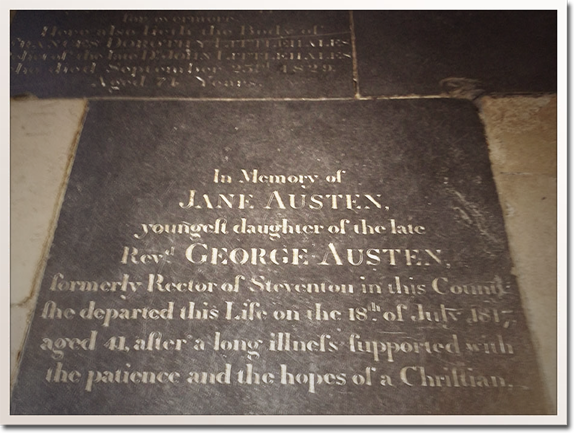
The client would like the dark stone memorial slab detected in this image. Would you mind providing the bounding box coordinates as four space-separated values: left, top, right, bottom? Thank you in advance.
11 99 549 415
354 11 557 97
10 11 353 98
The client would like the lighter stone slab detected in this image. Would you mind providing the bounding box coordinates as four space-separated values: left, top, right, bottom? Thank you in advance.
480 95 557 412
10 99 86 386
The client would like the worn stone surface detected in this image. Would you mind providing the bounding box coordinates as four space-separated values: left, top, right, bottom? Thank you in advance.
354 11 557 97
10 11 353 98
11 99 549 415
494 175 556 409
480 96 557 175
480 95 557 412
10 99 87 386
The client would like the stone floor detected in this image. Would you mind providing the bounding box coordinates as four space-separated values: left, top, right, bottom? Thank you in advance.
9 8 561 418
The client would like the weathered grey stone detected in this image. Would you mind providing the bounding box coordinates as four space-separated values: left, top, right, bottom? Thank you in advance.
11 99 549 415
354 11 557 97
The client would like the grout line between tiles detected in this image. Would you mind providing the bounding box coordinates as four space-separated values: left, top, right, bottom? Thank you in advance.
497 171 557 178
349 11 360 98
85 95 451 102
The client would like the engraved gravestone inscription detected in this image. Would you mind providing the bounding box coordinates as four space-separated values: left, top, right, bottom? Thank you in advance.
354 10 557 97
11 99 549 415
10 11 353 98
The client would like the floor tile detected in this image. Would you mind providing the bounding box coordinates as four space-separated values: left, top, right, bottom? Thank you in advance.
354 11 556 97
12 99 549 415
480 96 557 175
480 95 558 412
10 99 86 382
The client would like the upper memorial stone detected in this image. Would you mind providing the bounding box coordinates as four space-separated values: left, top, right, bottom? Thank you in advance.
10 10 354 98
